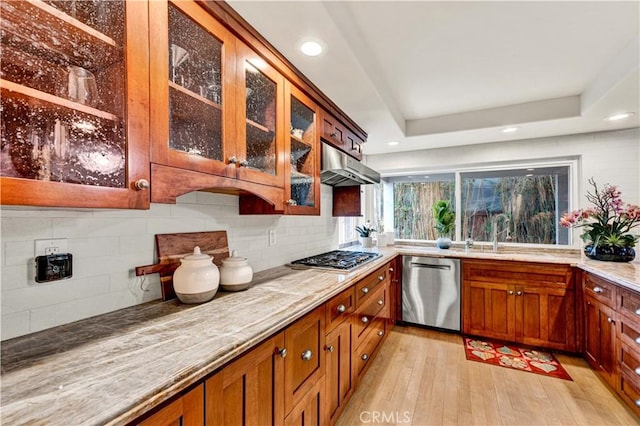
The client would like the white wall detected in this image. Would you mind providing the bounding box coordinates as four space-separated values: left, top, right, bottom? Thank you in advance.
368 128 640 207
0 186 338 340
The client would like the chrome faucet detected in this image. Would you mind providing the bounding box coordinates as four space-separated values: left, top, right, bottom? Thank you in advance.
492 214 511 252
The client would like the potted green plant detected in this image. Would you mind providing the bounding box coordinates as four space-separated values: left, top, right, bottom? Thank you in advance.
355 222 377 248
432 200 455 249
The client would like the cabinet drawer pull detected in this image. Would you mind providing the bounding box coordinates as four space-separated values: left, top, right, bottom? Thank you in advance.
362 287 369 294
336 304 346 313
508 290 514 295
301 349 313 361
636 399 640 408
277 347 287 358
327 345 335 353
592 286 604 294
286 199 297 206
378 275 385 281
229 156 238 164
635 367 640 376
635 308 640 316
607 317 615 324
361 353 369 361
330 132 337 138
516 291 523 296
378 330 384 337
389 267 394 272
635 337 640 345
361 316 369 324
239 160 249 167
377 299 384 306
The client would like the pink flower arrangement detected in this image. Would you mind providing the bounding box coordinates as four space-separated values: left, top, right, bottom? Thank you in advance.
560 178 640 249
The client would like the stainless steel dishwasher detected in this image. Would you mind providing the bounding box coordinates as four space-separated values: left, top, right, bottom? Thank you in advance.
402 256 461 331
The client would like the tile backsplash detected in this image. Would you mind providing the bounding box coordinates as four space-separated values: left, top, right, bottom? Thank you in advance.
1 187 339 340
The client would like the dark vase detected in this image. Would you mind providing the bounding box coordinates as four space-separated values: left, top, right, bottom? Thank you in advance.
584 245 636 262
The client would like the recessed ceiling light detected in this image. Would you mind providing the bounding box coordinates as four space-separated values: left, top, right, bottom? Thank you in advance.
387 141 399 146
300 40 323 57
605 112 635 121
502 127 519 133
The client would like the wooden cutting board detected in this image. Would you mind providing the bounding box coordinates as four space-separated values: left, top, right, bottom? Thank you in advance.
135 231 229 301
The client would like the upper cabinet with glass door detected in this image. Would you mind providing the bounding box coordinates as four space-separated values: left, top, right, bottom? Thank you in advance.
285 82 319 215
0 0 150 208
149 0 234 178
234 43 284 189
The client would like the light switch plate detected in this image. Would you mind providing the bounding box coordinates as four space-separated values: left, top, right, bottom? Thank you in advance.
35 239 68 256
268 229 276 246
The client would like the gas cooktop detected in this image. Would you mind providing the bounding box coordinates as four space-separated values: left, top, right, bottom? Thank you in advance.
289 250 381 271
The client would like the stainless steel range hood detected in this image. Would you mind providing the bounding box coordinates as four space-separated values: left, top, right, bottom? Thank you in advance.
321 143 380 186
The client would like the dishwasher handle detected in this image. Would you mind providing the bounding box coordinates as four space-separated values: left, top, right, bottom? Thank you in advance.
409 262 451 270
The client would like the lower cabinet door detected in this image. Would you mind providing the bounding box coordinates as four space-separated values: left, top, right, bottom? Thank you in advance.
138 384 204 426
325 319 354 424
205 333 285 426
284 375 325 426
462 280 515 342
516 286 576 351
584 296 617 386
284 306 325 414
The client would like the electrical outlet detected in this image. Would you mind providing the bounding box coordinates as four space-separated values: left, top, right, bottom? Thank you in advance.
35 239 68 257
268 229 276 246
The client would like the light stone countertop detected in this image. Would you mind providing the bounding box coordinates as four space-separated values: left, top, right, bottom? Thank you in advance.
1 246 639 425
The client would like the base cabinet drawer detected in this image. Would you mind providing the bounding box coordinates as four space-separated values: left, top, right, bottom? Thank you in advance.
326 287 355 333
353 285 388 347
354 317 387 382
619 372 640 417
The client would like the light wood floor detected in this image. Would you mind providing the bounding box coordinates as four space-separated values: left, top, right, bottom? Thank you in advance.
337 325 640 426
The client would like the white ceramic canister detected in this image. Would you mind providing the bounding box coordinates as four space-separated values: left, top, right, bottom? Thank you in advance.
173 246 219 304
219 250 253 291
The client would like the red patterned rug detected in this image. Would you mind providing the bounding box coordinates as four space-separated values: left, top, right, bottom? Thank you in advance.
464 337 572 381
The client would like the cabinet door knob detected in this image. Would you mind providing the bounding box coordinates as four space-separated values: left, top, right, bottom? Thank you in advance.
635 337 640 345
301 349 313 361
362 287 369 294
327 345 335 353
516 291 523 296
635 367 640 376
361 353 369 361
389 267 394 272
286 199 297 206
607 317 615 324
336 304 346 313
378 330 384 337
134 179 149 190
277 347 287 358
228 156 238 164
593 286 604 294
377 299 384 306
508 290 514 295
330 132 337 138
635 308 640 316
635 399 640 408
361 316 369 324
378 275 385 281
239 160 249 167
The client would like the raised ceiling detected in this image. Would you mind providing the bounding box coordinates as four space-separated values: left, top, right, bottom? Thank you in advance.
227 1 640 155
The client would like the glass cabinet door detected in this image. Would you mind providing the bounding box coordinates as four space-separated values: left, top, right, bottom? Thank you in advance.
236 45 284 188
149 0 233 177
285 83 320 215
0 0 149 208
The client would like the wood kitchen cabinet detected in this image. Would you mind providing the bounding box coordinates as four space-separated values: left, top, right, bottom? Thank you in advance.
136 384 204 426
462 260 576 352
204 333 285 425
325 288 355 425
583 273 618 386
332 186 363 217
148 0 286 208
240 81 321 215
0 0 150 209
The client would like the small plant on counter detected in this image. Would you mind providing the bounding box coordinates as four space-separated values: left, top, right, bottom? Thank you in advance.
355 222 377 237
